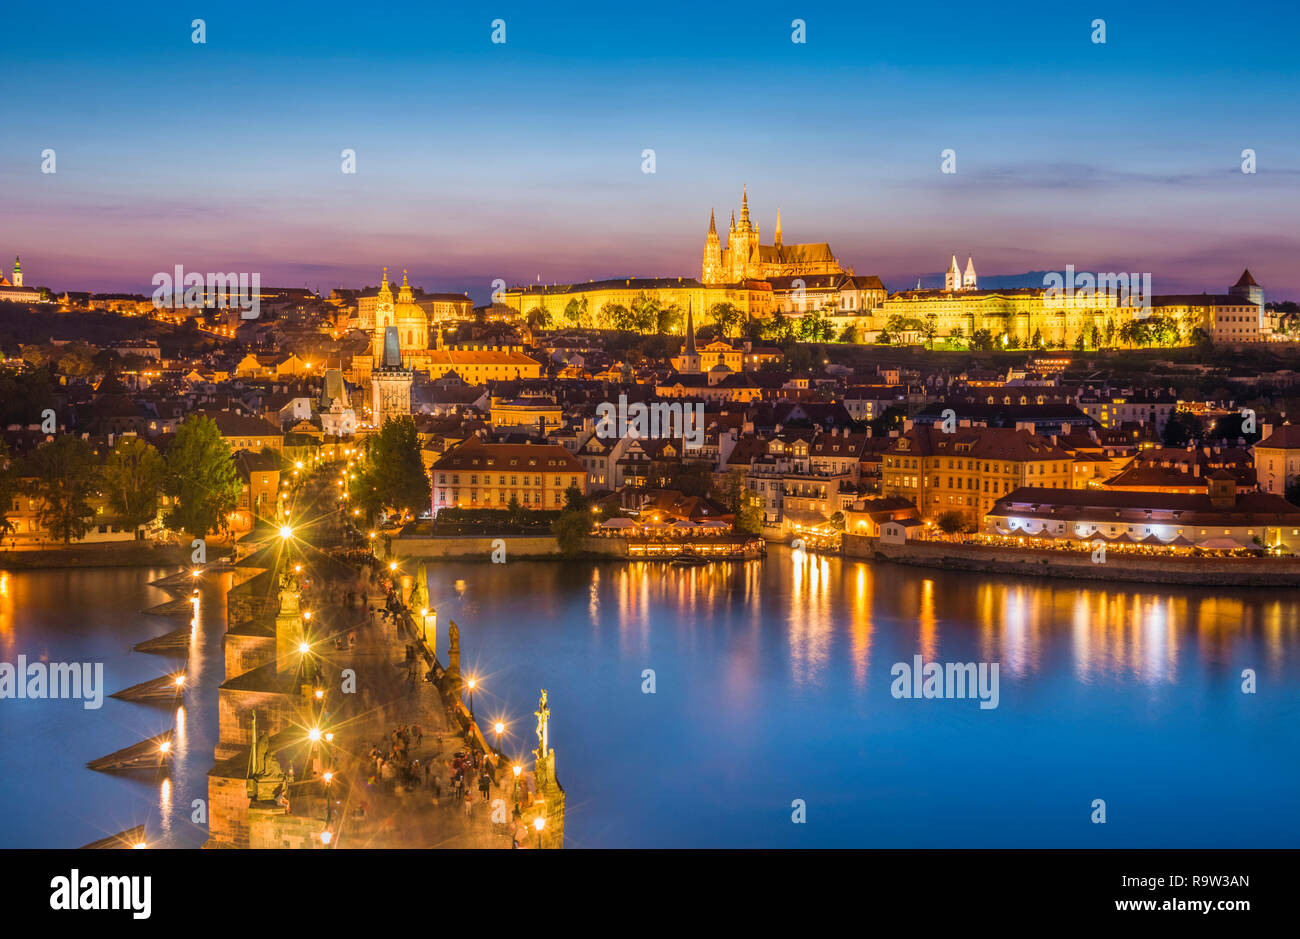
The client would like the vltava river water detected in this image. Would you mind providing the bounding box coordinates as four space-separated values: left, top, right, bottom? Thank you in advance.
1 551 1297 847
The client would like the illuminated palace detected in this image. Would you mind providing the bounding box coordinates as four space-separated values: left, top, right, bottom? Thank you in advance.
499 190 881 323
867 255 1141 347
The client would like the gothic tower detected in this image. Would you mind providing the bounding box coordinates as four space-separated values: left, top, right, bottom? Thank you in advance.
963 257 977 290
701 209 724 284
730 186 760 282
370 325 413 426
774 209 783 249
12 256 22 288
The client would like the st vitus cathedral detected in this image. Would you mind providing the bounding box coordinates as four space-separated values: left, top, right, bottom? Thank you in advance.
701 187 843 285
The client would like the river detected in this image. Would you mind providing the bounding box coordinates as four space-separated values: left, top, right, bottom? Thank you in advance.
1 550 1296 847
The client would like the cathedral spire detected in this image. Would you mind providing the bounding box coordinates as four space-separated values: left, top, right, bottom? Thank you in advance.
774 209 782 248
684 303 697 355
708 208 717 236
740 185 751 229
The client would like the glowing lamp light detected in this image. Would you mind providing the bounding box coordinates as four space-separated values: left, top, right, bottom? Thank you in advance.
298 642 310 654
466 677 476 691
309 728 322 742
159 741 171 754
279 525 294 539
320 831 332 845
324 732 334 743
132 842 147 849
513 765 521 778
533 817 545 832
191 568 201 577
323 771 334 784
174 675 185 687
493 722 504 735
303 611 312 621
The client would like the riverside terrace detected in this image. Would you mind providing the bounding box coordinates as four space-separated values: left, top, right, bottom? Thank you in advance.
205 464 565 848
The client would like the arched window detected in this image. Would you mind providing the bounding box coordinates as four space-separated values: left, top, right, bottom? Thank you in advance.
407 330 413 345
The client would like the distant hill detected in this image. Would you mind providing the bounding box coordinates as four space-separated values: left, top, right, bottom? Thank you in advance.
0 303 224 357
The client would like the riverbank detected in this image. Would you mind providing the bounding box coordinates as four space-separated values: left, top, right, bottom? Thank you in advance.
0 542 192 570
844 534 1300 587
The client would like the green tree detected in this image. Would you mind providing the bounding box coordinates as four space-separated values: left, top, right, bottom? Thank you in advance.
599 303 632 331
734 495 763 534
562 297 588 327
708 302 744 337
102 436 166 532
563 485 589 512
799 308 835 342
922 312 939 350
550 509 591 555
355 416 430 520
525 306 552 330
22 435 100 544
630 292 660 333
163 414 242 538
969 328 995 351
657 302 685 335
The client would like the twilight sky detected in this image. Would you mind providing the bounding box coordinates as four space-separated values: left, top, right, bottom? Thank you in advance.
3 0 1298 302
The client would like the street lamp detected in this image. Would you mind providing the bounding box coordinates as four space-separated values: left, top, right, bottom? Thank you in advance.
493 721 504 753
533 815 545 849
466 677 477 720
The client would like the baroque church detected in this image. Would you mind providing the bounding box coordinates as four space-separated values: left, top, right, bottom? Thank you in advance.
701 188 843 285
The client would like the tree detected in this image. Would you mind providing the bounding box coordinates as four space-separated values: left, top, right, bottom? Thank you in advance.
102 436 166 532
562 297 588 327
0 441 19 539
1285 478 1300 508
657 302 685 335
708 302 744 337
969 328 995 351
1162 408 1198 447
599 303 632 331
22 435 99 544
550 509 591 555
936 510 965 536
630 292 660 333
163 414 242 538
922 312 939 350
525 306 552 330
563 485 589 512
799 308 835 342
734 495 763 534
354 416 430 520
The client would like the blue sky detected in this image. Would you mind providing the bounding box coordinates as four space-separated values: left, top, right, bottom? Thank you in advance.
2 0 1298 301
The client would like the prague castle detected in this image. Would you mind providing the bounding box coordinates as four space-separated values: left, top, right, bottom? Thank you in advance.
499 189 873 325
